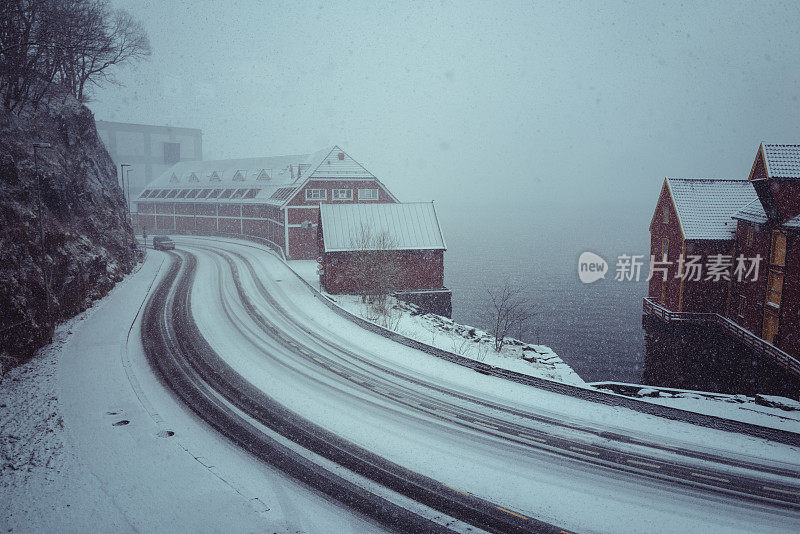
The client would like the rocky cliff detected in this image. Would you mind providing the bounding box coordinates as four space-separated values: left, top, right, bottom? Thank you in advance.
0 98 135 368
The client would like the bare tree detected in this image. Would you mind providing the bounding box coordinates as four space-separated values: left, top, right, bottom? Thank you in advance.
487 280 534 352
344 223 403 324
0 0 150 112
346 223 400 297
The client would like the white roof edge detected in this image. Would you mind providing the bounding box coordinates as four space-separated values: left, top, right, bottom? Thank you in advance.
430 200 447 250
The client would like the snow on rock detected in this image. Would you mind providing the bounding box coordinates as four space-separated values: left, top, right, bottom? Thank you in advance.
593 382 800 432
0 96 135 366
755 395 800 412
328 293 586 387
287 260 585 386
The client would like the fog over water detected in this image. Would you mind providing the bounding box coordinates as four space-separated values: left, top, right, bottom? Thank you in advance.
92 1 800 381
437 200 651 382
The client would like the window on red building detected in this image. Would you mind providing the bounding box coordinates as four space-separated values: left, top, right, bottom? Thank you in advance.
770 231 786 267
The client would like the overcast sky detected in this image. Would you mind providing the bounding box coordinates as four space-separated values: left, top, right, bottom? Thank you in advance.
93 0 800 210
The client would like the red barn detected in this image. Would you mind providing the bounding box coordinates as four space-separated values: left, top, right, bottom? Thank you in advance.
133 146 398 259
319 202 451 316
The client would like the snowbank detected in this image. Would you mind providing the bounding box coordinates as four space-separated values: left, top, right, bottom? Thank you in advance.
287 260 585 386
289 259 800 433
592 382 800 433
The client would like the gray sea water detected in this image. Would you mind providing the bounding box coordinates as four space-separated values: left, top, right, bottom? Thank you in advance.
437 200 651 383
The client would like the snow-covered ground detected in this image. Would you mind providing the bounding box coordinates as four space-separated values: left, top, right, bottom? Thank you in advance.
5 238 798 533
180 239 799 533
592 382 800 432
0 251 382 533
288 259 800 432
289 260 585 386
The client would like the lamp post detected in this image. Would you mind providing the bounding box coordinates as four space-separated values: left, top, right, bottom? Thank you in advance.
124 167 133 225
32 142 53 339
120 163 130 221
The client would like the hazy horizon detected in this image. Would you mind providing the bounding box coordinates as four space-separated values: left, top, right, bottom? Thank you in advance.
91 0 800 212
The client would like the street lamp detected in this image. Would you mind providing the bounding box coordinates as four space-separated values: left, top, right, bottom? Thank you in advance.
124 167 133 225
120 163 131 221
32 142 53 339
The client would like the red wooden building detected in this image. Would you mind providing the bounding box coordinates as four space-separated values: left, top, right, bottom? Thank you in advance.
646 143 800 376
318 202 451 316
133 146 398 259
647 177 755 312
726 144 800 359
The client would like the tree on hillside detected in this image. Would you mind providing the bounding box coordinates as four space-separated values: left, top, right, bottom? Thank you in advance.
0 0 150 112
487 280 535 352
345 223 402 322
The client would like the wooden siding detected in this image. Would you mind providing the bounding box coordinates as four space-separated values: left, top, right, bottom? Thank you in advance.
679 239 735 313
288 226 318 260
647 184 684 310
769 180 800 223
286 179 396 207
726 221 800 361
322 250 444 293
781 234 800 359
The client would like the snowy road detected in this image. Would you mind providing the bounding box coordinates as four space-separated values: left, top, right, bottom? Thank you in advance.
21 250 385 533
144 236 800 533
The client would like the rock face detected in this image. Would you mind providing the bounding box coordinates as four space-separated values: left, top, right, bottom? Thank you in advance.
0 98 135 365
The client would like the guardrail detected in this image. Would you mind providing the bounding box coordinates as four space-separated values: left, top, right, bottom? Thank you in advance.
643 297 800 379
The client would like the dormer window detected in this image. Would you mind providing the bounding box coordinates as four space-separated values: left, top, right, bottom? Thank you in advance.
332 189 353 200
255 169 271 181
209 171 221 182
232 170 245 182
188 172 199 183
169 172 179 183
358 188 379 200
305 188 326 200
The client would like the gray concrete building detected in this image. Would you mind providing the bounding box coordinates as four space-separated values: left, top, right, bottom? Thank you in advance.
96 120 203 201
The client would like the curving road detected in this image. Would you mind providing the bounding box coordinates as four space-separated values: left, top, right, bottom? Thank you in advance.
142 236 800 533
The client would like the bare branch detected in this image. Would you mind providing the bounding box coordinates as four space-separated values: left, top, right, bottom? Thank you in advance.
487 280 535 352
0 0 150 111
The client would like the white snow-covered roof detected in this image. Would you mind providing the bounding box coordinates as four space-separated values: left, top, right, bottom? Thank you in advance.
146 154 305 189
320 202 446 252
733 198 768 224
136 146 393 205
733 198 800 230
666 178 757 240
762 143 800 179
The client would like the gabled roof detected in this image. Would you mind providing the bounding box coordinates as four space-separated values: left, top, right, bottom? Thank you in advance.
320 202 446 252
279 146 399 206
762 143 800 179
734 198 800 231
665 178 757 240
732 198 768 224
138 145 397 206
